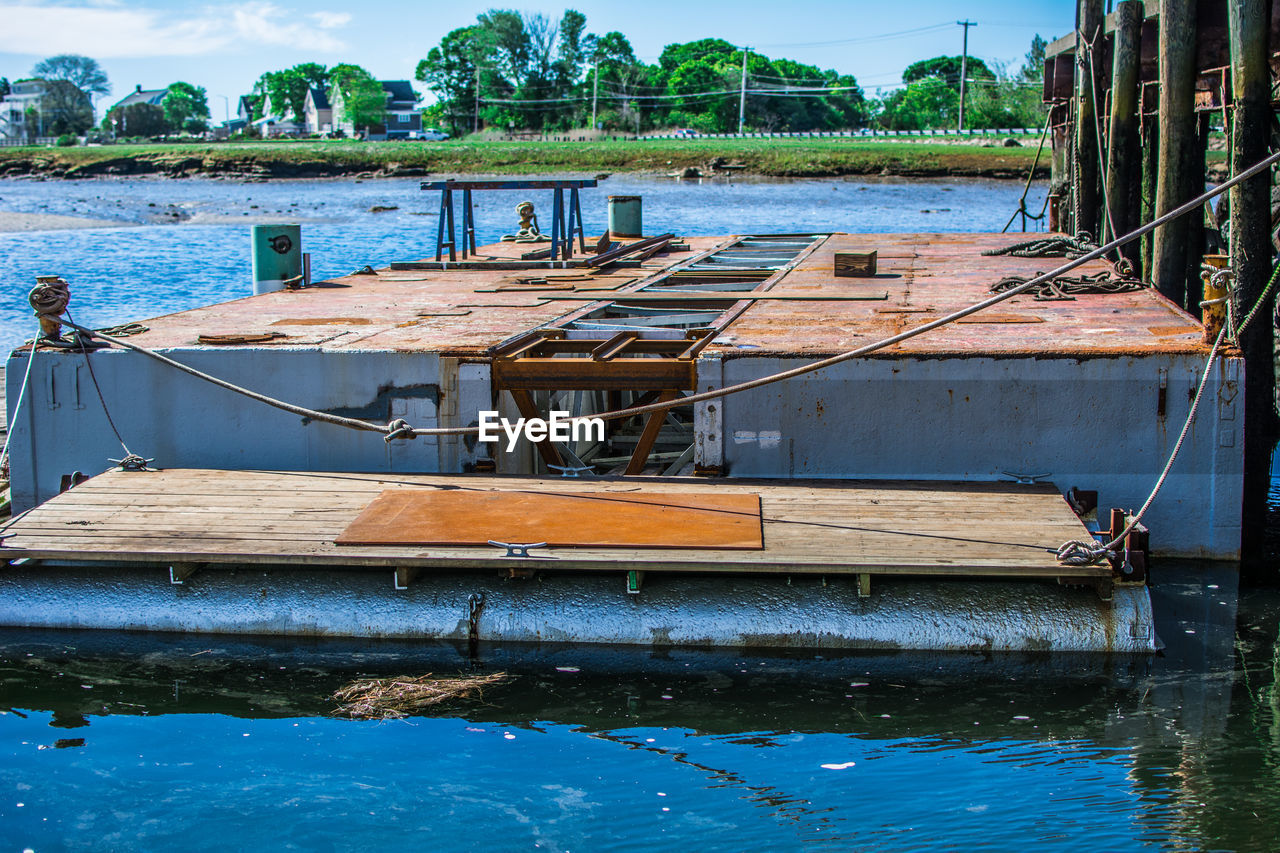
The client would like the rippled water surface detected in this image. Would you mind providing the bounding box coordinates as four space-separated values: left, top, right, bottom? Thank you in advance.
1 568 1278 852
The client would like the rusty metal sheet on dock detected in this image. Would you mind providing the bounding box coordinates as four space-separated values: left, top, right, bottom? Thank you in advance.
335 490 764 549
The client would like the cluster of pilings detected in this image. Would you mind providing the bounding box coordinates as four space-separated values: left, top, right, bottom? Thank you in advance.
1044 0 1277 568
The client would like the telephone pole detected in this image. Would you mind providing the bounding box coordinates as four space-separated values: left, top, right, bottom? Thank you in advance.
738 47 750 135
591 57 599 130
473 66 481 135
957 20 976 131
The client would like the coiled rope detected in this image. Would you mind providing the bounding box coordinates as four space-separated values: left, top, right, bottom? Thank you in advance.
982 232 1101 259
990 268 1144 301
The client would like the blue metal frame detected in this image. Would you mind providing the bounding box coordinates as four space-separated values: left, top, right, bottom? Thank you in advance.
422 179 596 262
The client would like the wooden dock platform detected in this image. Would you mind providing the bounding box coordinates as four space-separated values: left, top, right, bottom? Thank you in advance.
0 468 1110 588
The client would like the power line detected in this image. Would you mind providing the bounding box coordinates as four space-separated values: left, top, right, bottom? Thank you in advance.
753 22 955 49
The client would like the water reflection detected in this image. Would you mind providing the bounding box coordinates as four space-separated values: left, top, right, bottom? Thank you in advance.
0 563 1276 850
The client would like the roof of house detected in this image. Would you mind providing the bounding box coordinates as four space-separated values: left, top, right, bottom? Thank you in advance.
307 87 331 111
381 80 417 108
111 86 169 111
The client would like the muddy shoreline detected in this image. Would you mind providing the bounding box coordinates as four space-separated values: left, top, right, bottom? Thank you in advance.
0 140 1052 182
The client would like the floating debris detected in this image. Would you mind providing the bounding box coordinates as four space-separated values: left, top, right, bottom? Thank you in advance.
331 672 511 720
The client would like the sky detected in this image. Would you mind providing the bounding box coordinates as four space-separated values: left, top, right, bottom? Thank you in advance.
0 0 1069 120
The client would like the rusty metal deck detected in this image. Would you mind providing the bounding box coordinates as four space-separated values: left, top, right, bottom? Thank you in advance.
111 233 1205 359
334 489 764 549
0 469 1112 586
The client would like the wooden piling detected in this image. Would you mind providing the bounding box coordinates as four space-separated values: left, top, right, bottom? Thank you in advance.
1151 0 1199 308
1073 0 1105 239
1227 0 1276 570
1106 0 1143 268
1140 109 1158 279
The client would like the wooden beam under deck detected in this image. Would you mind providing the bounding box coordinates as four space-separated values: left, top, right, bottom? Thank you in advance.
0 469 1111 584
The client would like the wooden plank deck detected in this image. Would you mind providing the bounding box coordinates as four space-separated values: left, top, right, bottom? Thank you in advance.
0 469 1107 581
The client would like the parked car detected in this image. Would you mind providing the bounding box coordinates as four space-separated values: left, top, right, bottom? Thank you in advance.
414 128 450 141
673 128 700 138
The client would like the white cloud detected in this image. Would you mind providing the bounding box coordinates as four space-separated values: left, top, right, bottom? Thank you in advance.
0 1 351 58
308 10 351 29
231 2 345 50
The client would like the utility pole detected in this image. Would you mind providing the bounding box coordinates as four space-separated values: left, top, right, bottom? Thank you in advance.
591 57 599 131
738 46 750 135
956 20 976 131
473 66 481 135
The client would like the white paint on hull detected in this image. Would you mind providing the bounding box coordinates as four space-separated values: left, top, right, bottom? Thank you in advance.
0 565 1157 654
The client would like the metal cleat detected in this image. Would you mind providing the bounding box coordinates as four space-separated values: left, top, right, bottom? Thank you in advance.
548 464 594 478
488 540 556 559
110 454 156 472
1000 471 1051 485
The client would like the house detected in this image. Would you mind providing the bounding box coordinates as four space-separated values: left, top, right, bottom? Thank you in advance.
379 80 421 140
109 84 168 112
0 79 93 141
303 87 332 135
0 79 46 141
331 79 421 140
211 96 253 138
256 92 304 137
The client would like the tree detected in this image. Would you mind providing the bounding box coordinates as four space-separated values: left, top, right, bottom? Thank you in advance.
163 81 210 133
416 10 589 133
106 102 168 137
1019 35 1048 82
39 79 94 135
31 54 110 98
252 63 328 122
876 77 958 130
0 77 9 98
330 63 386 132
903 55 994 89
415 25 499 135
964 60 1046 129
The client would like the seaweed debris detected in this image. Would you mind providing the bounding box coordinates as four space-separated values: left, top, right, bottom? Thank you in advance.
331 672 511 720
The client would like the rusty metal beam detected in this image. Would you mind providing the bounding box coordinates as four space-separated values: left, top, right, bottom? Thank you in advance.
493 358 697 392
626 390 681 475
507 389 564 468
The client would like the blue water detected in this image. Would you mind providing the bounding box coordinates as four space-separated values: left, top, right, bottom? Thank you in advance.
0 565 1277 852
0 174 1044 354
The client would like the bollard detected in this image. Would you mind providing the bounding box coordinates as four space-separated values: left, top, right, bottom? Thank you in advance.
1200 254 1229 344
251 224 302 294
607 195 642 238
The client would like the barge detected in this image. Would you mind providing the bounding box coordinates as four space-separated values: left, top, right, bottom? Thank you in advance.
0 187 1243 652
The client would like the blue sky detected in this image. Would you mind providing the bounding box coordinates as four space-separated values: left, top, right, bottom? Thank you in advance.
0 0 1068 118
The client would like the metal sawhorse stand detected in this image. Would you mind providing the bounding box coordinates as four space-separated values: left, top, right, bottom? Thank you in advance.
421 179 598 262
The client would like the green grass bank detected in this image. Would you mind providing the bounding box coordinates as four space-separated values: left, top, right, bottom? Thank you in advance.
0 138 1049 180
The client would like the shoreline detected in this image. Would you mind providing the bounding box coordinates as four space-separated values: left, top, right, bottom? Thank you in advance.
0 211 137 232
0 139 1052 181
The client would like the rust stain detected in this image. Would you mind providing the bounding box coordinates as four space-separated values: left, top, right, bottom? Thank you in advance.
103 232 1211 360
270 317 372 326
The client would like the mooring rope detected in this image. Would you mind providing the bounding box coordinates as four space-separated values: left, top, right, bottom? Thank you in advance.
990 269 1144 301
1000 111 1054 234
982 232 1101 259
1080 25 1117 247
64 309 133 460
0 332 37 474
55 146 1280 444
1058 257 1280 566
